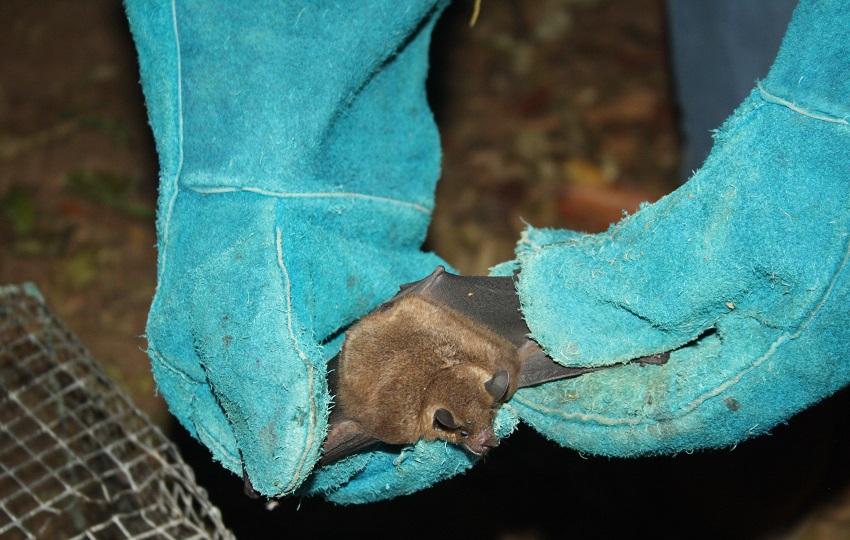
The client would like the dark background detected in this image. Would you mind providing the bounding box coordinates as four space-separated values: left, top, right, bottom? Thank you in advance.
2 0 849 537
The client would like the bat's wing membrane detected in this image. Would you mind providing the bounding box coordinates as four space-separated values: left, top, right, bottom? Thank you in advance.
319 419 380 466
390 266 530 348
517 345 609 387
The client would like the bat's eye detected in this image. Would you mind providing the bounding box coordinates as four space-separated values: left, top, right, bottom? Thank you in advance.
459 431 469 438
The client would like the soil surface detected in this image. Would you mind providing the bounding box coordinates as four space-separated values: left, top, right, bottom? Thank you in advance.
3 0 849 538
1 0 162 422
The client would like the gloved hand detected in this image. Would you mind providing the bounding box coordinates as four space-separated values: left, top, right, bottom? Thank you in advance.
127 0 850 505
125 0 499 501
510 0 850 457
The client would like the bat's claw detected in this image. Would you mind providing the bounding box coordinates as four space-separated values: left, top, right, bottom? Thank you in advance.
242 463 261 499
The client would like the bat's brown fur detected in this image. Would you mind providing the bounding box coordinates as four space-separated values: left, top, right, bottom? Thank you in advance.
336 294 521 455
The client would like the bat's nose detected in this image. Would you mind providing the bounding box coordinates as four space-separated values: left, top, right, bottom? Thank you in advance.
465 429 500 456
479 441 498 455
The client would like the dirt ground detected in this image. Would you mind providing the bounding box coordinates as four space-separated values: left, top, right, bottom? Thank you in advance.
2 0 850 538
1 0 163 422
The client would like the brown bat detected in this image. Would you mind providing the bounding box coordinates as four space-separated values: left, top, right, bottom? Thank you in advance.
332 293 522 458
319 265 669 465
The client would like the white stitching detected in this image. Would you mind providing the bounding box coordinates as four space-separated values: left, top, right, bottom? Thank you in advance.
189 185 432 215
275 227 317 494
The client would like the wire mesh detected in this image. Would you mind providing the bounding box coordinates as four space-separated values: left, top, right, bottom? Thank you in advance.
0 283 234 540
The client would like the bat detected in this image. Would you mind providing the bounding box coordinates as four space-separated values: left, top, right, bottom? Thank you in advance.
318 265 668 466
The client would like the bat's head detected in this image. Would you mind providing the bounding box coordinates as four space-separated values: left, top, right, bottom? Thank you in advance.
425 369 512 456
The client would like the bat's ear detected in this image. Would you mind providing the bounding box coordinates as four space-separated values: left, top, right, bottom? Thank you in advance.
484 370 510 404
434 408 460 430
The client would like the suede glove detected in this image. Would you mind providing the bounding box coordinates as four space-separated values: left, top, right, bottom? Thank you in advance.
127 0 850 504
125 0 506 501
510 0 850 457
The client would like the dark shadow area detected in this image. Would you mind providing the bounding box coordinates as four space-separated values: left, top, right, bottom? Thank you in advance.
175 383 850 539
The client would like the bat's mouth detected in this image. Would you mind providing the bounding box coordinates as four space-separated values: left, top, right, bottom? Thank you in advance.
463 444 486 456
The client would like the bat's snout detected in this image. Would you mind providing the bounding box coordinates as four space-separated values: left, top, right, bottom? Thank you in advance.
463 428 500 456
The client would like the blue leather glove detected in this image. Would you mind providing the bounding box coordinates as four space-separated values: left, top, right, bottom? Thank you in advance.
125 0 499 500
510 0 850 457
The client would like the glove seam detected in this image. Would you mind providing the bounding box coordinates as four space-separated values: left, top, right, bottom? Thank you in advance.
186 186 433 216
275 226 319 494
156 0 185 290
757 82 850 126
195 417 240 471
148 343 198 384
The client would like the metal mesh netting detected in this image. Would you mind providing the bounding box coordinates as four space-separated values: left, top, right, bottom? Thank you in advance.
0 284 234 540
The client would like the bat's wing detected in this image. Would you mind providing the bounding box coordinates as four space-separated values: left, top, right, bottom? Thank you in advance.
518 345 669 388
320 354 381 465
518 345 611 387
319 416 379 466
388 265 530 348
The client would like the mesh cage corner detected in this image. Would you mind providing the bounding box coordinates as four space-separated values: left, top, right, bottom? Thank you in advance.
0 284 234 540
